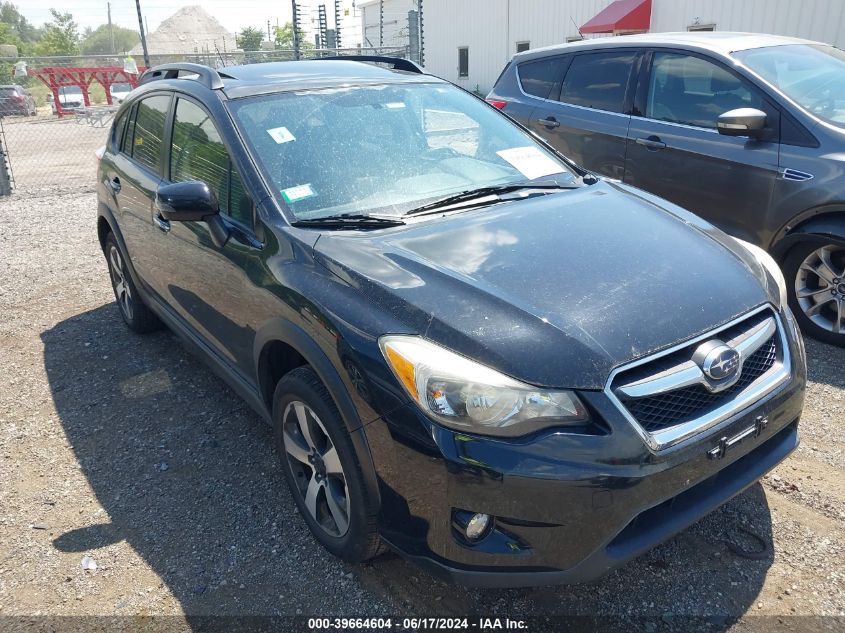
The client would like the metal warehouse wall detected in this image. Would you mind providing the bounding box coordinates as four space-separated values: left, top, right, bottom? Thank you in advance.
651 0 845 47
423 0 845 95
424 0 615 94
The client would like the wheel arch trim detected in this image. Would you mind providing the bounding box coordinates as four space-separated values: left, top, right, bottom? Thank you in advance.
770 208 845 260
253 318 381 507
97 201 146 292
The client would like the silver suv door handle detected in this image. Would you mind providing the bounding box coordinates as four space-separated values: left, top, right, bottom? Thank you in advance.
635 136 666 150
537 117 560 128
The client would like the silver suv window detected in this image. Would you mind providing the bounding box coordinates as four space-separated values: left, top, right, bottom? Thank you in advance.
735 44 845 129
646 52 762 129
559 51 635 113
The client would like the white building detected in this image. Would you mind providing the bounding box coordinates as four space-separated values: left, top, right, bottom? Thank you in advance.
421 0 845 94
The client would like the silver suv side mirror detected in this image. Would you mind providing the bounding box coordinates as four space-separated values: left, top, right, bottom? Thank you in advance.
717 108 767 138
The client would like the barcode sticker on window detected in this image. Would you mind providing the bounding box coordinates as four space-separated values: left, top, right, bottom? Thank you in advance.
267 126 296 144
281 184 315 203
496 146 564 180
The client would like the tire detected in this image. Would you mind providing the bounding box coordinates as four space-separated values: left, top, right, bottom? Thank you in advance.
103 233 162 334
272 366 383 563
783 240 845 347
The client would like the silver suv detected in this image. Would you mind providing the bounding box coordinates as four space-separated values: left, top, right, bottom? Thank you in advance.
488 32 845 346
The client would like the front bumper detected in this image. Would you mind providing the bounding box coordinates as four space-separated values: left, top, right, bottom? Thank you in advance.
366 343 804 587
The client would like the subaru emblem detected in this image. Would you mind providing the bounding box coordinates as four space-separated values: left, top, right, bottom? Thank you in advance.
702 344 740 381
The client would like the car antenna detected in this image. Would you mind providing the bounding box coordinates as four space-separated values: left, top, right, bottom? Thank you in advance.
570 16 584 40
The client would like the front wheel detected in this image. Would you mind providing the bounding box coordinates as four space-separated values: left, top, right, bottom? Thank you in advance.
104 233 162 334
272 366 383 563
784 241 845 347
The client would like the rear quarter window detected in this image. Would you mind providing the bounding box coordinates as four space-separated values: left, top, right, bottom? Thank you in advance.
518 57 567 100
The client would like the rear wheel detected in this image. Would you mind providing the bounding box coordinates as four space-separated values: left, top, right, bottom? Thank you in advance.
784 241 845 347
104 233 162 334
272 366 383 563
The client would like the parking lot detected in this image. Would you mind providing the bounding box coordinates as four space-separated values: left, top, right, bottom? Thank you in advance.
0 119 843 631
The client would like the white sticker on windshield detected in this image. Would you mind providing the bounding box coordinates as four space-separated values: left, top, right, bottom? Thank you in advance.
384 102 406 109
281 184 315 203
267 126 296 144
496 146 565 180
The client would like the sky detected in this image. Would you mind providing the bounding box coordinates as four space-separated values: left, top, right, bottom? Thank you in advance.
19 0 361 42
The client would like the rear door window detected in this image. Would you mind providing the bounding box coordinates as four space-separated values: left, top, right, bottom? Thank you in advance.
518 56 568 100
559 51 636 113
130 95 170 172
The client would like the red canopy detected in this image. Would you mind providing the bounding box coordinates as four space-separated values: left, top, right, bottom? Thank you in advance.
581 0 652 34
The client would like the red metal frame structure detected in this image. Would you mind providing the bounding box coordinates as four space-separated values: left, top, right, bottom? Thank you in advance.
32 67 147 117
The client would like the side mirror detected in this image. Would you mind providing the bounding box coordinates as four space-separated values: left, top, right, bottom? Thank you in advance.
155 180 218 222
717 108 767 138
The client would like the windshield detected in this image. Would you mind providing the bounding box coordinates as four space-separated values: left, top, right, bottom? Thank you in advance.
734 44 845 128
229 82 575 219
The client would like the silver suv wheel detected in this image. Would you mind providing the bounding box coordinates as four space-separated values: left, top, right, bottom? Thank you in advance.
107 244 133 321
282 400 351 537
794 245 845 334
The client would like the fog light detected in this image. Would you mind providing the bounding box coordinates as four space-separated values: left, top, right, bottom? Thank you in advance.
465 513 491 540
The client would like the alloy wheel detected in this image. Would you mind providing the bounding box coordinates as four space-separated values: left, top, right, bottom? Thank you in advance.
794 245 845 335
108 245 133 321
282 400 351 537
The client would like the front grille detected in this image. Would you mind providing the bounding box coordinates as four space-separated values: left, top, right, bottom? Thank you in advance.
624 336 777 432
609 307 786 442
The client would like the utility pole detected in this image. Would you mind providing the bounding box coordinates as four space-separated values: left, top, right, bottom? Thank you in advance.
267 20 272 42
334 0 342 49
318 4 328 49
291 0 301 60
107 2 115 54
135 0 150 68
379 0 384 49
418 0 424 66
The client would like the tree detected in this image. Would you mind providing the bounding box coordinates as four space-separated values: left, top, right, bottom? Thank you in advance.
0 2 39 43
274 22 312 50
35 9 79 56
236 26 264 52
80 23 140 54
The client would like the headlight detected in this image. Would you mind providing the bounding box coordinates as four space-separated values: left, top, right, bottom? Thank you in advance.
379 335 588 437
735 239 788 308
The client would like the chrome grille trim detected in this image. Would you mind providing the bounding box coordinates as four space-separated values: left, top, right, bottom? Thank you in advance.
604 305 792 452
615 315 776 398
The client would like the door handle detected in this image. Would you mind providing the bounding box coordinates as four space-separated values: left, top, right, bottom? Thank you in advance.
635 136 666 150
109 177 121 193
153 213 171 233
537 117 560 128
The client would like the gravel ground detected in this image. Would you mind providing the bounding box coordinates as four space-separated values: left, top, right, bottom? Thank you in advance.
0 188 843 632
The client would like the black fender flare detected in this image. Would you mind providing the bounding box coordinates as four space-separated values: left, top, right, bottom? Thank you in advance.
770 211 845 261
253 318 381 507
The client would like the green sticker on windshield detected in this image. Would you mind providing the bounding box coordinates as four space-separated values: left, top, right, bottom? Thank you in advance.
281 183 315 203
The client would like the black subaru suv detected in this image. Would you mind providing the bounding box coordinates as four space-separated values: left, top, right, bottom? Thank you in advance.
96 59 806 586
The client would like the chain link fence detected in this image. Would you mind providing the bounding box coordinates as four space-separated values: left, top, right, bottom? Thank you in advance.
0 46 410 196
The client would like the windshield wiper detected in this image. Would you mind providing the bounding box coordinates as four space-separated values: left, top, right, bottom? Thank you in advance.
291 213 405 229
402 181 580 217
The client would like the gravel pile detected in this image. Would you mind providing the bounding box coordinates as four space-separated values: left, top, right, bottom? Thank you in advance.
1 189 843 629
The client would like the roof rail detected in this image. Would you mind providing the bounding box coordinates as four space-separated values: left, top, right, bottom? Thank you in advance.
138 63 225 90
319 56 424 74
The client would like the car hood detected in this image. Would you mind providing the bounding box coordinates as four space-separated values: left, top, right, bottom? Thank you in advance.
313 181 771 389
